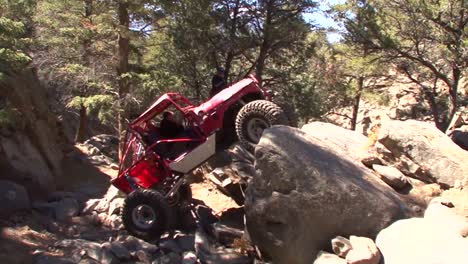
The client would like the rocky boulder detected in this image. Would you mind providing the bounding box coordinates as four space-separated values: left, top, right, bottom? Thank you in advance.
84 134 119 161
372 165 408 190
376 198 468 264
378 120 468 187
449 125 468 150
245 125 408 264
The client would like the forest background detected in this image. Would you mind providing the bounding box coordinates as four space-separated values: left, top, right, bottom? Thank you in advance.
1 0 466 146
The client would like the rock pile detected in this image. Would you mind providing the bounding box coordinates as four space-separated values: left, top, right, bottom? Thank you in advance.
3 180 256 264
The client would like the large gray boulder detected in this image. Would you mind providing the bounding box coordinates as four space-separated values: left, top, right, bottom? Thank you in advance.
245 125 408 264
378 120 468 187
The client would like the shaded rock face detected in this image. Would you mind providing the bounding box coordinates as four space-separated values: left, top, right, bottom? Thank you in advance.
0 133 56 192
378 120 468 187
449 125 468 150
245 125 407 264
0 70 65 194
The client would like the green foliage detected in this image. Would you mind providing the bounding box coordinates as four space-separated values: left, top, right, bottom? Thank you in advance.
362 91 390 106
8 0 443 137
0 17 31 76
67 95 115 124
332 0 467 130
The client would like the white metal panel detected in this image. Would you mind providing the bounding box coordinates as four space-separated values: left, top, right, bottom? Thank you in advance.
169 134 216 174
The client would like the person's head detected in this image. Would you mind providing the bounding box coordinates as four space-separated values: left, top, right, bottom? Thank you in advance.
163 111 174 121
216 67 225 76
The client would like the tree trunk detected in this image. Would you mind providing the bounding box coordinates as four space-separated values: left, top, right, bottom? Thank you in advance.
255 0 273 85
75 104 88 143
423 87 444 130
74 0 93 144
224 0 240 82
444 67 460 132
117 2 130 160
350 76 364 131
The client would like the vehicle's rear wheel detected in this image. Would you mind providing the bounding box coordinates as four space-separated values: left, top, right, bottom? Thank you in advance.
235 100 288 151
122 189 171 240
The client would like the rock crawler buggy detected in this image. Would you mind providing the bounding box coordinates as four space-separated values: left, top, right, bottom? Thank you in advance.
113 75 288 240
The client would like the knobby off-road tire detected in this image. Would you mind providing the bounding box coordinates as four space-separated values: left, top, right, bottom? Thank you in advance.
122 189 172 240
235 100 288 151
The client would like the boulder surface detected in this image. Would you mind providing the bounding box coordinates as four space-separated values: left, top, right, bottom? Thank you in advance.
245 125 408 264
378 120 468 187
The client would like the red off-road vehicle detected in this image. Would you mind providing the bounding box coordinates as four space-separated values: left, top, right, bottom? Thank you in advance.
113 75 288 239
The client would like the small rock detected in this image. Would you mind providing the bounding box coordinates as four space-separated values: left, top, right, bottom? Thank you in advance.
97 212 108 224
182 252 197 264
54 198 80 221
70 213 100 226
94 186 122 213
331 236 352 258
122 236 159 253
361 156 383 169
372 165 408 190
313 251 346 264
109 241 131 260
449 125 468 150
153 252 182 264
345 236 381 264
174 234 195 252
82 199 101 214
160 239 183 254
108 198 125 216
0 180 30 213
85 242 119 264
136 250 152 263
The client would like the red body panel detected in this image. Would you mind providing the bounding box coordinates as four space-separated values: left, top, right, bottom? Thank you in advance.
113 153 166 194
193 75 267 134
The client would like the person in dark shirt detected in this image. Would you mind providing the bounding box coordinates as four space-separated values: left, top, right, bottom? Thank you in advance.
160 111 184 138
210 67 227 97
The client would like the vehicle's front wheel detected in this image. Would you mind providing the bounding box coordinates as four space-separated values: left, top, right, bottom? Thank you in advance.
122 189 171 240
235 100 288 150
